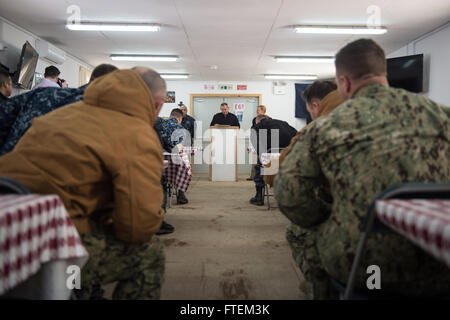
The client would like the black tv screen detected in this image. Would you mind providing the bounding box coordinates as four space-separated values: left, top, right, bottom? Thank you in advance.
387 54 423 93
14 41 39 90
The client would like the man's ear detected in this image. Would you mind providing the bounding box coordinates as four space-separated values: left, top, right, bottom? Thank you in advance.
342 75 352 97
312 100 320 111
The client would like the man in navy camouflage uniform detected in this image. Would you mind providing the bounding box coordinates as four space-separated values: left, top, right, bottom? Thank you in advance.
0 64 117 155
154 108 191 234
275 39 450 299
179 103 196 146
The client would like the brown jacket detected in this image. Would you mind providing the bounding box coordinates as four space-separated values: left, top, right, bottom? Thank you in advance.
0 70 164 243
264 90 342 186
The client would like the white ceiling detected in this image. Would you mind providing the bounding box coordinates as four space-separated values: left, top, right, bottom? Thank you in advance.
0 0 449 80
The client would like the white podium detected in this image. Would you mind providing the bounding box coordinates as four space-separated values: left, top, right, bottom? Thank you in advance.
209 126 239 181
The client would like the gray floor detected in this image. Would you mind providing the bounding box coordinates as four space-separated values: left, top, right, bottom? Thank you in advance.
159 174 306 300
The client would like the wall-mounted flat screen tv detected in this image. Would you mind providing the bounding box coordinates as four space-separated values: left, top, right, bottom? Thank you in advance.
387 54 423 93
13 41 39 89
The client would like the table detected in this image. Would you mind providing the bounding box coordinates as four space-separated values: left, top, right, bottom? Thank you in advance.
163 152 192 193
376 199 450 267
0 194 89 299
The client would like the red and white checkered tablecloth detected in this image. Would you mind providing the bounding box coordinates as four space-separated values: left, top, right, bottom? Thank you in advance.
0 194 88 296
184 146 203 154
376 199 450 267
163 152 192 192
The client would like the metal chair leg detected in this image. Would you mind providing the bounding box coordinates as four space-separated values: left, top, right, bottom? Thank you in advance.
344 207 377 299
168 184 172 208
266 184 271 210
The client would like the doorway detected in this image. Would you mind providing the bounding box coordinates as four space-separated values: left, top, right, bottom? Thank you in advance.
189 94 261 175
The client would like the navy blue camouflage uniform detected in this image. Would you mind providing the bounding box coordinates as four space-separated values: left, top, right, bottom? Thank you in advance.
0 86 86 155
181 114 195 146
154 117 188 211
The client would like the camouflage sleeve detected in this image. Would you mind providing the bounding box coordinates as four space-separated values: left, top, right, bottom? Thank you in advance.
0 94 26 148
441 104 450 119
169 122 186 147
274 130 331 228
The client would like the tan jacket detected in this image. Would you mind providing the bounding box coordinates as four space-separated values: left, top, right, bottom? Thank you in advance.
264 90 342 186
0 70 164 243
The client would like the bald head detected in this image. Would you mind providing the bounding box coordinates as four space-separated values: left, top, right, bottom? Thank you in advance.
132 66 167 116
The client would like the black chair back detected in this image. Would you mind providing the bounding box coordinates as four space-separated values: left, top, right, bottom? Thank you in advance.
0 177 31 194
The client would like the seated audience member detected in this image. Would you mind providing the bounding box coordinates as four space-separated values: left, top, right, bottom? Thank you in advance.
179 102 196 146
32 65 63 89
249 114 296 205
154 108 190 235
263 82 342 187
0 67 167 300
0 64 118 155
210 102 240 127
0 69 12 102
247 105 268 181
274 39 450 299
251 104 267 128
154 108 187 154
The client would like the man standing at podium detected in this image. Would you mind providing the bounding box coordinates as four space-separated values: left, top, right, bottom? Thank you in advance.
210 102 240 128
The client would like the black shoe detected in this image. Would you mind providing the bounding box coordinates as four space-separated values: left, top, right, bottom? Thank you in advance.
246 177 253 181
250 186 264 206
177 191 188 205
156 221 175 235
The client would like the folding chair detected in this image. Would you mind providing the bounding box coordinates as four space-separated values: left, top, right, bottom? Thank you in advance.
0 176 31 194
167 183 177 208
342 182 450 300
261 148 282 210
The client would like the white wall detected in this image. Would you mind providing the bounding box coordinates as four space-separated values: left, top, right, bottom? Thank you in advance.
0 17 92 95
388 22 450 106
162 80 308 131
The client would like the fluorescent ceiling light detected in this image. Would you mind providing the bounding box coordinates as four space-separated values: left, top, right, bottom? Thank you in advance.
160 74 189 79
294 25 387 35
66 23 160 32
110 55 178 62
264 74 317 80
275 56 335 63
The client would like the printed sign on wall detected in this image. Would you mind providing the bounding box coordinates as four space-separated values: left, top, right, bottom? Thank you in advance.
204 84 215 90
234 103 245 122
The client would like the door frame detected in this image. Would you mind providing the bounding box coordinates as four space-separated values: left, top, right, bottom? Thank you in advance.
190 94 262 180
189 94 262 116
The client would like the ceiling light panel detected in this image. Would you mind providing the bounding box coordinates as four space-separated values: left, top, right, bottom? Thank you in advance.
66 23 160 32
264 74 318 80
275 56 335 63
160 74 189 79
110 55 178 62
294 25 387 35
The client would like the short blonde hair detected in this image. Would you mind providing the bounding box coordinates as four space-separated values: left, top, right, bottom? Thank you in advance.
257 105 266 113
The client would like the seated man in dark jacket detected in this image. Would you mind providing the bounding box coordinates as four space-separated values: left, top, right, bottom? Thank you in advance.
0 64 117 155
250 115 297 205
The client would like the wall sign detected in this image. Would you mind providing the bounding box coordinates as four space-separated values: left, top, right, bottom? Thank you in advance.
234 103 245 122
218 84 234 90
237 84 247 90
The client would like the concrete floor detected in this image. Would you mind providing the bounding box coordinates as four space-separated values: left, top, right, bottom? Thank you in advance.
159 174 306 300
